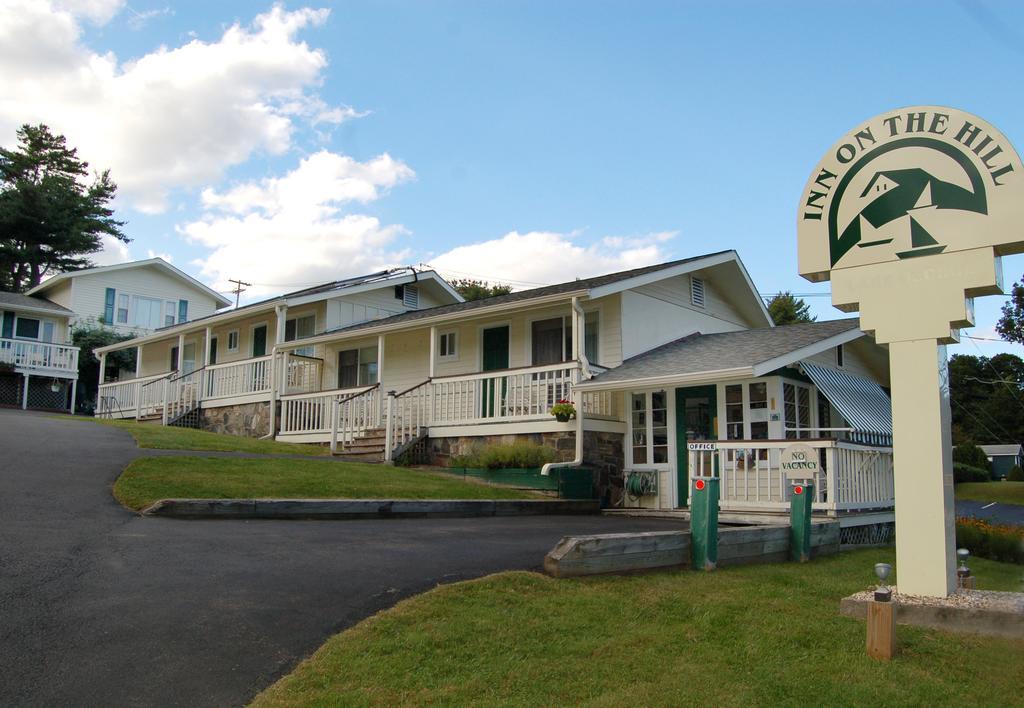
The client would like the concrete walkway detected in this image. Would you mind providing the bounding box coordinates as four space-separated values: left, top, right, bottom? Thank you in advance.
0 410 684 707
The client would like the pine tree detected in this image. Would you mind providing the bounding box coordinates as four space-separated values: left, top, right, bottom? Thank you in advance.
0 124 127 291
765 291 815 326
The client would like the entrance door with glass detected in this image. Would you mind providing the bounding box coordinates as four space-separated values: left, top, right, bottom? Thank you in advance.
481 325 509 417
675 385 717 506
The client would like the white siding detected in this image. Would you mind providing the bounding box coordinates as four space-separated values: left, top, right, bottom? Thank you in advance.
620 290 745 360
68 266 221 335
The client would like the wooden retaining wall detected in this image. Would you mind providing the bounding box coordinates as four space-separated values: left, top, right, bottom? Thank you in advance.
544 521 840 578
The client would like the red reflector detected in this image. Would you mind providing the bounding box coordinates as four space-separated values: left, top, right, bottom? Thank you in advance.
794 485 803 495
695 479 705 491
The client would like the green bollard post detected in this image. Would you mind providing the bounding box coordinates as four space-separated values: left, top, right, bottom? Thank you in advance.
789 481 814 562
690 476 719 571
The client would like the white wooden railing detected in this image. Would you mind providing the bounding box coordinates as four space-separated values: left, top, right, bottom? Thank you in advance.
687 439 894 513
0 338 79 373
279 385 379 435
96 372 167 418
284 355 322 395
430 363 579 425
386 380 432 458
205 356 272 400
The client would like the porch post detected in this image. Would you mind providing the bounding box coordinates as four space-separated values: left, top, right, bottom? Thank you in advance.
99 352 108 384
176 334 185 372
22 373 29 410
275 304 287 344
428 325 437 378
134 346 141 378
377 334 385 386
69 379 77 413
203 326 212 366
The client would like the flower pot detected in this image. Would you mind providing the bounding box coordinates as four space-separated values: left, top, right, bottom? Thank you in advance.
555 413 572 423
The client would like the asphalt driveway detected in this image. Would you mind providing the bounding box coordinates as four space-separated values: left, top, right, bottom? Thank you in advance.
0 410 683 707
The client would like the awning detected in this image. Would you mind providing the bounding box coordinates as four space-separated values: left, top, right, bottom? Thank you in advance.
801 362 893 444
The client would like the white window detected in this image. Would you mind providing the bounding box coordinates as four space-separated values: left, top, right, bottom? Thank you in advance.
584 310 599 364
227 330 239 353
131 296 163 329
725 381 770 440
285 314 316 357
784 382 812 439
164 301 177 327
338 346 378 388
116 294 129 324
439 330 458 360
690 276 706 308
630 391 669 465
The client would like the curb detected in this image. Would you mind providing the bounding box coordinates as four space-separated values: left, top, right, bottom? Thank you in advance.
140 498 602 520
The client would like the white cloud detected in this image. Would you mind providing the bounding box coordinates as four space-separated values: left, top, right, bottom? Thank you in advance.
93 234 132 265
180 150 416 297
429 230 677 288
125 5 173 31
0 2 349 213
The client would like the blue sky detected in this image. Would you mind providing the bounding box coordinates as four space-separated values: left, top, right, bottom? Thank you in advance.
5 0 1024 358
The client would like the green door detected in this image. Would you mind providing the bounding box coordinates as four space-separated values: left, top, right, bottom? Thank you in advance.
675 385 717 507
252 325 268 357
481 326 509 417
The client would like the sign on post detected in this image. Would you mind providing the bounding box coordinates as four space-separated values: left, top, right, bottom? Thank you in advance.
781 443 819 480
797 106 1024 596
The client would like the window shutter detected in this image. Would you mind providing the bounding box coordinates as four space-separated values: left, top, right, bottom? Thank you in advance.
1 311 13 339
690 277 705 308
178 300 188 323
104 288 116 324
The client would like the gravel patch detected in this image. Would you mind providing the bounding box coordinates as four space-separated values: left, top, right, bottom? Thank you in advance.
848 587 1024 612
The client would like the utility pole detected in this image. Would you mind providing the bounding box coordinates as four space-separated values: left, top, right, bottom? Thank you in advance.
228 279 251 309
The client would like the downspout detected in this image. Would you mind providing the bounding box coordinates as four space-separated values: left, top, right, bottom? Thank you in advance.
542 296 588 476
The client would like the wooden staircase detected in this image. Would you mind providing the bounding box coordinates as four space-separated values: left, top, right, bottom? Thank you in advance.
333 427 387 462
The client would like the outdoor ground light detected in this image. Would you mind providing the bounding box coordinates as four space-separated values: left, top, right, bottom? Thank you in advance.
873 562 892 602
956 548 971 579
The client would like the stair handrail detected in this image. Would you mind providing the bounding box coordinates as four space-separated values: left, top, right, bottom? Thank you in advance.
384 378 433 462
331 383 381 454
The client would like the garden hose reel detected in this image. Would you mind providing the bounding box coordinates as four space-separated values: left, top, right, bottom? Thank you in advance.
625 469 658 500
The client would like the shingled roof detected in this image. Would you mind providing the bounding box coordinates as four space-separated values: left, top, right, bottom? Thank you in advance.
0 290 74 314
579 319 862 387
326 250 736 335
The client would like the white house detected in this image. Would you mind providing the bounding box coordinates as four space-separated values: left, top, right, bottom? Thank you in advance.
0 291 79 411
26 258 231 336
94 251 897 533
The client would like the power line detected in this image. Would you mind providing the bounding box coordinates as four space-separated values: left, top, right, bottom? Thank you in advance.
950 397 1013 443
965 334 1024 419
227 279 252 309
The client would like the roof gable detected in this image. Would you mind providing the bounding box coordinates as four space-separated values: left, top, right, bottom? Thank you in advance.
26 258 231 308
0 291 74 316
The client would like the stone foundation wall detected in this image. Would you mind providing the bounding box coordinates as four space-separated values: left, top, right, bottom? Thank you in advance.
428 430 624 503
201 402 272 438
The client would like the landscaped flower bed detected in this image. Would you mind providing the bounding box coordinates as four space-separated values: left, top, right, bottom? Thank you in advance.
956 516 1024 564
448 442 595 498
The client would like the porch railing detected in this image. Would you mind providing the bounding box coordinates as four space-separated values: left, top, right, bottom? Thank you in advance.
687 438 894 513
279 385 379 435
430 362 579 425
0 338 79 374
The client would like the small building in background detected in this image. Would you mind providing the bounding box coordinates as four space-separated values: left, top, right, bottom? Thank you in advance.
979 444 1024 480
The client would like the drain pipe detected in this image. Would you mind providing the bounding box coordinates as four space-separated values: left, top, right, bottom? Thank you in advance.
542 296 588 477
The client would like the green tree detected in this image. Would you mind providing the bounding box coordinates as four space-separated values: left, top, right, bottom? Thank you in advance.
450 278 513 302
949 352 1024 445
765 291 815 326
996 277 1024 344
71 321 136 413
0 124 127 292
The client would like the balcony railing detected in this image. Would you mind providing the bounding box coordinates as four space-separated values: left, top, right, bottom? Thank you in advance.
0 338 79 374
687 438 894 513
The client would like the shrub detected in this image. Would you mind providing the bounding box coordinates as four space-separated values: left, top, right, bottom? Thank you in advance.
953 462 991 484
956 517 1024 564
952 442 991 473
1008 465 1024 482
450 442 556 470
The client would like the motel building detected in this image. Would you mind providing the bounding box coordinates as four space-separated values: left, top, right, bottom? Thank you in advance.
94 252 895 539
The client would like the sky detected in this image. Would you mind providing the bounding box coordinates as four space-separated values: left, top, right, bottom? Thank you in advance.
3 0 1024 359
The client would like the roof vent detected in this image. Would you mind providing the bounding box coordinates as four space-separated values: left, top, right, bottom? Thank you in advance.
402 284 419 309
690 276 706 308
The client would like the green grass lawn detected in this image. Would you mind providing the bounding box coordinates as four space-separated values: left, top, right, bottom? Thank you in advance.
114 457 541 510
74 417 330 456
252 548 1024 707
956 481 1024 506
